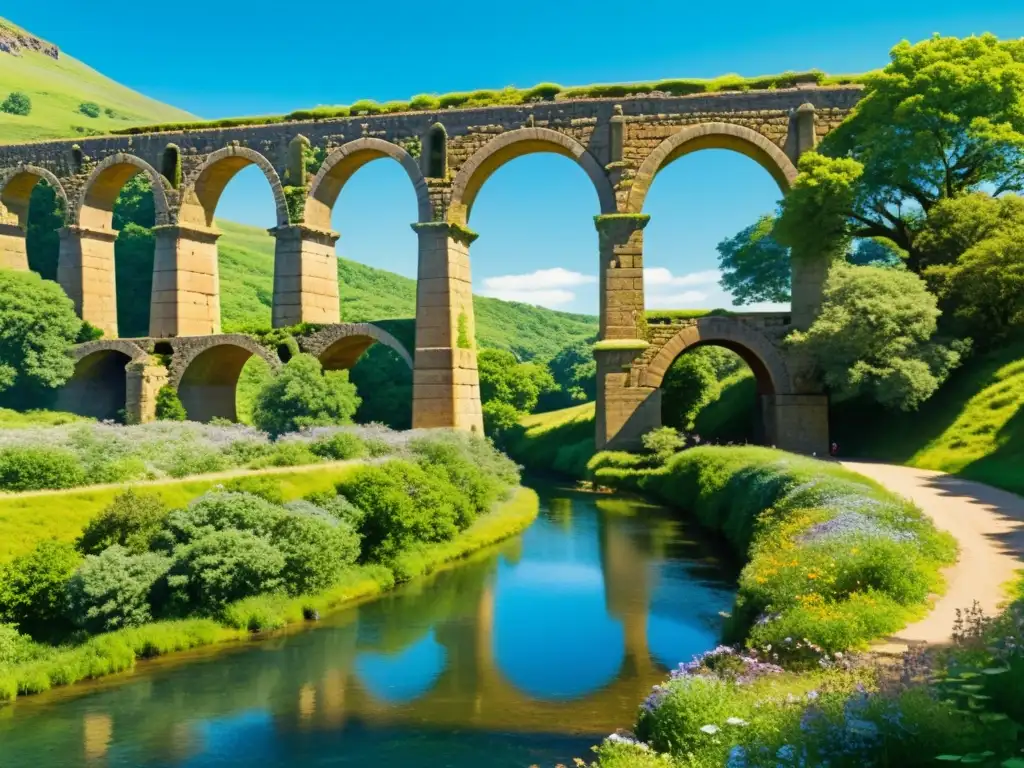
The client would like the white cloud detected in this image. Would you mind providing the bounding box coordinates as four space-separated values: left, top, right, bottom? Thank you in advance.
480 268 596 308
643 267 721 289
645 290 711 309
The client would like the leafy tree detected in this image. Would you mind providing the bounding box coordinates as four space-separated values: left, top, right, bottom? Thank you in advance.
0 270 82 400
641 426 686 462
777 35 1024 271
481 400 525 447
926 227 1024 339
717 214 791 304
26 182 64 280
155 386 187 421
542 340 597 408
252 354 360 436
0 92 31 116
349 345 411 429
477 348 557 413
0 540 80 640
788 264 965 410
848 238 905 267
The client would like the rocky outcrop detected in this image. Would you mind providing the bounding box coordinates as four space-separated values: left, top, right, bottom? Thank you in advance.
0 22 59 59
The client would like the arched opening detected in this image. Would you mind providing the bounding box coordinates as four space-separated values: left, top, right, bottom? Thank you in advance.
1 167 68 280
457 131 613 421
74 156 170 339
177 342 269 423
636 127 795 445
659 343 770 444
642 317 793 448
296 141 426 428
54 349 132 421
424 123 448 179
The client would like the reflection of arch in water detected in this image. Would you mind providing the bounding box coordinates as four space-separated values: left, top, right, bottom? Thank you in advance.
492 553 624 700
354 629 448 704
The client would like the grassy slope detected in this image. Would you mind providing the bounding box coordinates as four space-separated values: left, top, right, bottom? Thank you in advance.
832 340 1024 495
217 219 597 360
0 18 195 144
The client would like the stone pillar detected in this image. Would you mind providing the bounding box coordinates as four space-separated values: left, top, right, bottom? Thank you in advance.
0 222 29 271
58 225 119 338
796 103 817 156
125 359 168 424
596 214 649 341
790 249 832 332
765 394 829 456
150 224 221 338
411 221 483 433
594 214 653 450
271 224 340 327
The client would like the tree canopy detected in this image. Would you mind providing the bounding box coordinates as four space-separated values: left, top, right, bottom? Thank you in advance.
777 34 1024 271
788 263 964 410
717 214 791 304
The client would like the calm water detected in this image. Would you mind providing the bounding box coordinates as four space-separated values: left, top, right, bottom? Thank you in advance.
0 484 735 768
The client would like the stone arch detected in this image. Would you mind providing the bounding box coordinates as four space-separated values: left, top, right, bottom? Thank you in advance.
171 334 279 423
305 138 432 230
0 164 70 227
641 316 794 396
625 122 799 213
56 340 148 421
448 127 616 225
76 153 171 230
299 322 413 370
178 146 289 228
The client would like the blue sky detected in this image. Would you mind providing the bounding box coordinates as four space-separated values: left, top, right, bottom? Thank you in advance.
8 2 1022 315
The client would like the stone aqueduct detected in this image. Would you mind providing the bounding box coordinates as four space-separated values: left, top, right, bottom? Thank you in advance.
0 85 863 451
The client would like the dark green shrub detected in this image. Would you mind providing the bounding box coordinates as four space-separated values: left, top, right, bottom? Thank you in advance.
0 622 38 665
75 321 104 343
522 83 562 101
252 354 360 437
77 489 168 555
337 460 469 561
166 530 285 612
155 386 187 421
1 91 31 116
78 102 101 118
0 447 86 491
66 547 170 634
309 431 367 461
274 513 359 594
222 476 285 504
302 491 365 527
409 431 518 519
0 540 80 639
482 400 524 448
154 491 285 551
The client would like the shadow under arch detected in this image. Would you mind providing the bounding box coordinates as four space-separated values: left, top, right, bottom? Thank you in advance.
305 138 432 230
55 340 149 420
171 335 279 422
448 127 616 226
74 153 171 230
178 146 289 229
625 122 799 214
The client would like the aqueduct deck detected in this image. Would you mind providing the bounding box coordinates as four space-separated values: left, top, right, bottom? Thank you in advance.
0 84 863 451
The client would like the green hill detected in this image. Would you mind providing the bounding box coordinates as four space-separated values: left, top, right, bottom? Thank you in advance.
0 17 195 144
215 219 597 359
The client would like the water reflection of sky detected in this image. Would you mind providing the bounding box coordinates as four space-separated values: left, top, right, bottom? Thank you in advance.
355 630 447 704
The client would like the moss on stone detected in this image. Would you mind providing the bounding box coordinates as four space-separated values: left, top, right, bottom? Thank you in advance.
456 312 472 349
283 186 306 224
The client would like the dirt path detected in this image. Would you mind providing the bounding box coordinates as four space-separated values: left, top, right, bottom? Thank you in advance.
840 461 1024 650
0 459 361 500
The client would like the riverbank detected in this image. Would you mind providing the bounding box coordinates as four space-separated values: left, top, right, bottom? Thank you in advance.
589 446 958 652
0 485 539 703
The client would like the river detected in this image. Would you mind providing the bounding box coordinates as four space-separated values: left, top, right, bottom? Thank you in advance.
0 483 735 767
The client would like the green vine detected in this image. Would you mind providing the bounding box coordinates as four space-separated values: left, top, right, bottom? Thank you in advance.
283 186 306 224
456 312 472 349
